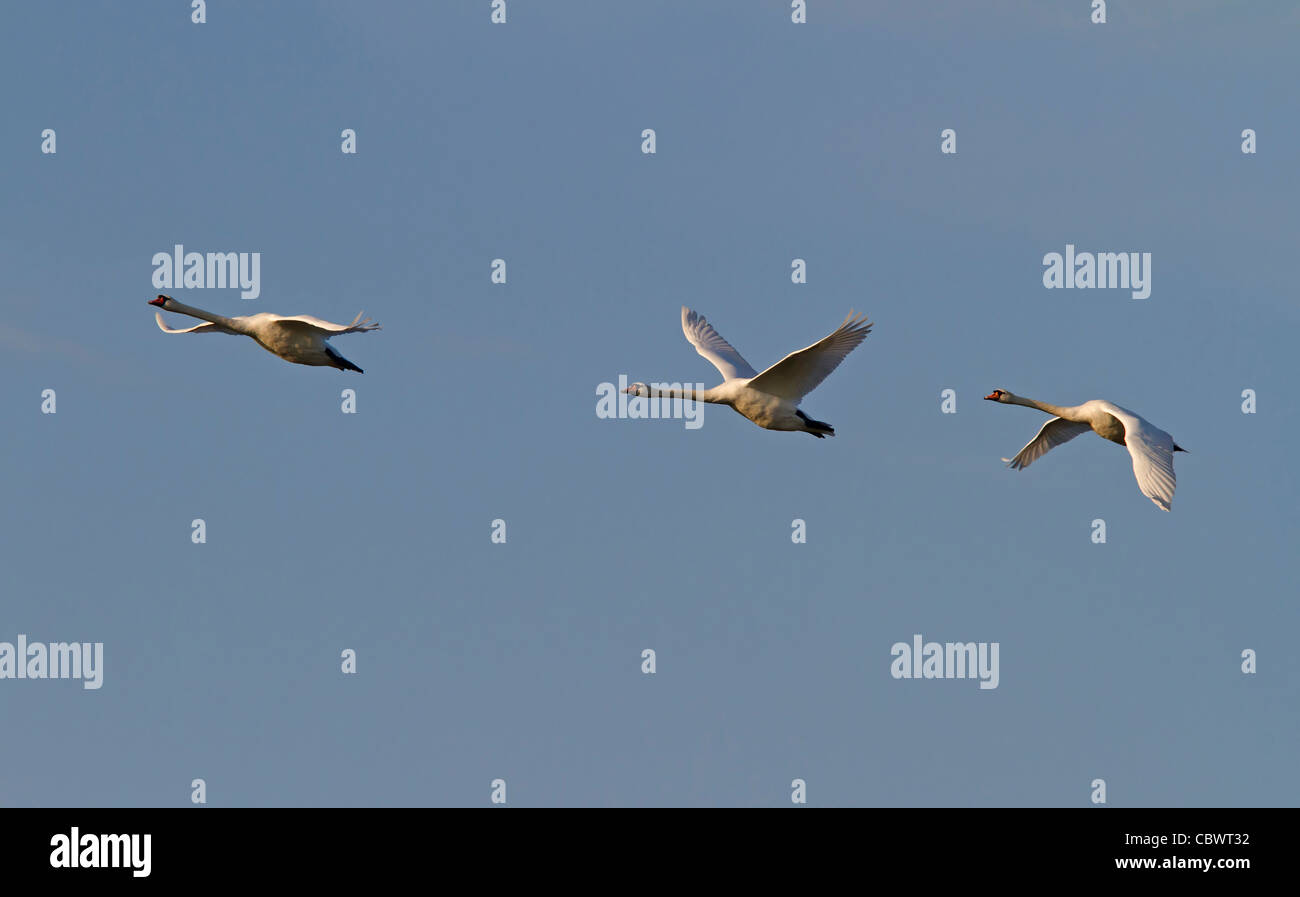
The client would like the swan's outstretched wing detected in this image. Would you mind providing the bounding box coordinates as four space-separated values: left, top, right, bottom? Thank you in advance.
269 312 381 336
1004 417 1091 470
1097 402 1178 511
681 307 757 381
155 312 237 335
745 312 872 401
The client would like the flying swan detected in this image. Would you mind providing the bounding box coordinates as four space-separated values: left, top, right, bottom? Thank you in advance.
149 295 380 372
984 389 1186 510
626 307 872 437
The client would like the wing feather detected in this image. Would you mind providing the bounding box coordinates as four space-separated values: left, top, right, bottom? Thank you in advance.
745 312 872 401
680 307 757 381
267 311 380 335
154 312 237 335
1097 403 1178 511
1005 417 1092 470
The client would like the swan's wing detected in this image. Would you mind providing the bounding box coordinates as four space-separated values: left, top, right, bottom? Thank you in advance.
1098 403 1178 511
154 312 237 335
268 312 381 335
681 307 757 381
745 312 872 401
1004 417 1091 470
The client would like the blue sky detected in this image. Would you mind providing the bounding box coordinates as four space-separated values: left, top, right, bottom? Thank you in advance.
1 1 1296 806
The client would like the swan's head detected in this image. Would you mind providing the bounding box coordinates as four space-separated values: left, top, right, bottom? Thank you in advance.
984 389 1013 403
149 295 172 308
623 382 651 397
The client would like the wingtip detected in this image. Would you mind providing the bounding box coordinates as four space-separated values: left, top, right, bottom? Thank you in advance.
844 310 872 332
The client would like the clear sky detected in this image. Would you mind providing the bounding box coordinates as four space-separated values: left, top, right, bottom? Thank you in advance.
1 1 1296 807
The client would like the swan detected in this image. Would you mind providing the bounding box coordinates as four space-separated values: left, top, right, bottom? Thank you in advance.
148 295 380 372
625 307 872 437
984 389 1186 510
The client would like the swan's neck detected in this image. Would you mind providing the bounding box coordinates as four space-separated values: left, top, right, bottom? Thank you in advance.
166 300 242 331
659 385 724 403
1009 394 1078 419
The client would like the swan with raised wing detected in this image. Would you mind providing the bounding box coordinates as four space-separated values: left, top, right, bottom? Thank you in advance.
625 307 872 437
148 295 380 372
984 389 1186 510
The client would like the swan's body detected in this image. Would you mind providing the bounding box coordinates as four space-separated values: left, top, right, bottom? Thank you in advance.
626 307 872 437
148 295 379 372
984 389 1186 511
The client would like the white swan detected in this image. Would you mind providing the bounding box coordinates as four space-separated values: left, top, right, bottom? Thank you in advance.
149 295 380 372
984 389 1186 510
626 307 872 437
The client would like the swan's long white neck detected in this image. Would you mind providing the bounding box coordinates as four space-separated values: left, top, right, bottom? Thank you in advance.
670 382 722 400
164 299 242 331
1006 393 1078 420
655 385 725 403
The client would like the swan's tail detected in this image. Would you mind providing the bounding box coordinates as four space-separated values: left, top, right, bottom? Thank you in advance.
325 345 363 373
795 410 835 438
